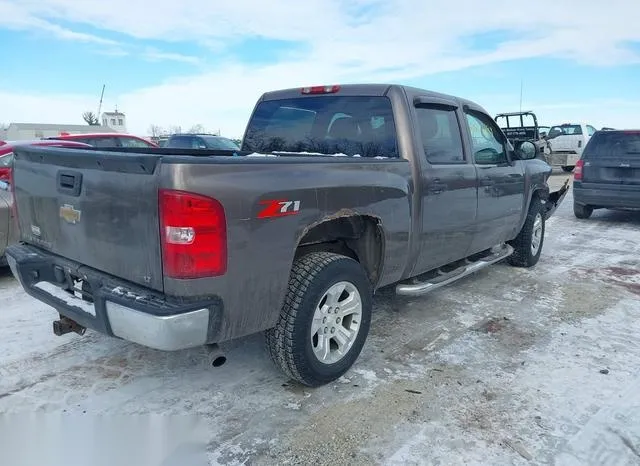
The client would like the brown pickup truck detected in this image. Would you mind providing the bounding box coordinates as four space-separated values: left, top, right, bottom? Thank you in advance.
6 84 567 386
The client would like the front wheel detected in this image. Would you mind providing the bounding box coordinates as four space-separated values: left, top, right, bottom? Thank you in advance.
508 197 546 268
265 252 372 387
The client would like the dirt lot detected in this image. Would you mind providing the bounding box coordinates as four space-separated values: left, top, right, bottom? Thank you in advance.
1 172 640 466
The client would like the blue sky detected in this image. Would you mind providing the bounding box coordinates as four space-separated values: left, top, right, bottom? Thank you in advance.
1 0 639 137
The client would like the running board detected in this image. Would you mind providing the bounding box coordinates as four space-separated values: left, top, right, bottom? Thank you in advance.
395 244 514 297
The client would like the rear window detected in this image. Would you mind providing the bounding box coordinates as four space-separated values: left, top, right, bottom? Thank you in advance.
583 131 640 158
242 96 399 158
548 125 582 138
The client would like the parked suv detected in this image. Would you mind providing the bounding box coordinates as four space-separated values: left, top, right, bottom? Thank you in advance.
573 130 640 218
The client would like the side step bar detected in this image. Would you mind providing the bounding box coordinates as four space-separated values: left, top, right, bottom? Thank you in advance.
396 244 514 297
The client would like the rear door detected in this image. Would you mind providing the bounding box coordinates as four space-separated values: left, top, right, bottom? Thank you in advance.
582 131 640 186
412 100 478 274
11 146 165 291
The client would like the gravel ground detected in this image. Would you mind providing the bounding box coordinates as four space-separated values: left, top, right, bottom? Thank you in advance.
1 172 640 466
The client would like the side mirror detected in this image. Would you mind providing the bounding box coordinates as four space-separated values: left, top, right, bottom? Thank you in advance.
514 141 537 160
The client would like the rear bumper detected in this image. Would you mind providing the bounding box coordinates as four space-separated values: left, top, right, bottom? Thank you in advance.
6 243 222 351
574 183 640 209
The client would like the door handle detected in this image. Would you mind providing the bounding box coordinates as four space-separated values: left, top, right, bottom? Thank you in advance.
479 176 495 187
427 179 447 194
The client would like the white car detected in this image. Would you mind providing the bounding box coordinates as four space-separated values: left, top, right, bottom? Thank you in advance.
546 123 598 172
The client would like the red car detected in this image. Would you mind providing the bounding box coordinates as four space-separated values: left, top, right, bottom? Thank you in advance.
0 139 92 183
48 132 158 148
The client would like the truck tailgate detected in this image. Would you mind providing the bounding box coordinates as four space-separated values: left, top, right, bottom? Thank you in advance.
12 146 164 291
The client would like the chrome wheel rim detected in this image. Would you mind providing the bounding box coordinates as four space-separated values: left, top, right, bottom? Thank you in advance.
310 281 362 365
531 213 543 255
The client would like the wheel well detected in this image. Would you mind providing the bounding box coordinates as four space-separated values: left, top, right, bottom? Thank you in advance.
295 216 385 287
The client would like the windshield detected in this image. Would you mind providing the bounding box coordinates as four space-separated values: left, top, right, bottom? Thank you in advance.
202 136 240 150
583 131 640 158
242 95 399 158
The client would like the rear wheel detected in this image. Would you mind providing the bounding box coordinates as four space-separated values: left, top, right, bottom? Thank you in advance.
561 166 575 172
508 197 545 268
573 202 593 219
265 252 372 387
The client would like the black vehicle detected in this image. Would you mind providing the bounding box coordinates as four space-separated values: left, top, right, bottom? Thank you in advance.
165 133 240 151
573 130 640 219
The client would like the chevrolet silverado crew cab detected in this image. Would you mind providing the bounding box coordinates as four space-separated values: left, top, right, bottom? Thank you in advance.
6 84 568 387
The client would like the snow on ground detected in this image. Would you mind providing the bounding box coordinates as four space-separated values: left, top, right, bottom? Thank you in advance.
1 173 639 466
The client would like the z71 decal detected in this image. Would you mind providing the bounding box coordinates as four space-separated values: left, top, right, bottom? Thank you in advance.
258 199 301 219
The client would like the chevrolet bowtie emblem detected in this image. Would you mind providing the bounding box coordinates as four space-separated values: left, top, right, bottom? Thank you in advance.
60 204 81 224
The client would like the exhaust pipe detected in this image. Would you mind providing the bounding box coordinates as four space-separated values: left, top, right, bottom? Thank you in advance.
206 344 227 367
53 316 86 336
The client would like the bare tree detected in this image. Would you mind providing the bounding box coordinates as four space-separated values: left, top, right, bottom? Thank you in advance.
148 124 164 138
168 125 182 135
188 124 206 134
82 111 100 126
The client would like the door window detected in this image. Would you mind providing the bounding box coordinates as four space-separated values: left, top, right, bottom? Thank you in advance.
119 137 154 148
465 112 508 165
88 137 121 147
587 125 597 136
416 107 465 164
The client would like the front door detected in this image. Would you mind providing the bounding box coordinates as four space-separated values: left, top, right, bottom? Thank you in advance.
463 109 525 254
413 103 478 275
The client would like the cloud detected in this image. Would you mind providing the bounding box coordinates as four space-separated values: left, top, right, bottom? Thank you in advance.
1 0 640 136
142 49 201 65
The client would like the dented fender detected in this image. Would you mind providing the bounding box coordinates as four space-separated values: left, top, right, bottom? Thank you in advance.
544 179 570 220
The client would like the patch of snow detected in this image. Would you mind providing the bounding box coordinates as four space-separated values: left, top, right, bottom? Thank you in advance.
34 282 96 316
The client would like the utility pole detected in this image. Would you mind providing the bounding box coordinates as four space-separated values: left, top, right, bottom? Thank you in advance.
97 84 106 123
519 80 523 113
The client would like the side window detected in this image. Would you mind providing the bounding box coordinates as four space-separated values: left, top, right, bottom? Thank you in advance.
193 137 208 149
587 125 597 136
89 137 120 148
167 136 193 149
415 107 465 164
119 137 153 148
465 112 508 165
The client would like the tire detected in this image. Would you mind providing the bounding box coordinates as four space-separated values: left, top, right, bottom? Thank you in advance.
573 202 593 219
561 166 574 172
265 252 373 387
508 197 546 268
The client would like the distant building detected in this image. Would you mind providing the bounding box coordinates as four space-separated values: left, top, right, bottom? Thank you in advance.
1 123 114 141
101 110 127 133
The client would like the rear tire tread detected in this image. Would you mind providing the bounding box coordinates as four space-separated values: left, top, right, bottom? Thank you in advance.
265 252 369 387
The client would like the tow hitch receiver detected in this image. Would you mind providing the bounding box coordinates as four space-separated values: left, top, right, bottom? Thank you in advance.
53 316 86 336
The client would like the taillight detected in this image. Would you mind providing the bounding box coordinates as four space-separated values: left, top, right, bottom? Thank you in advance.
301 85 340 95
574 160 584 180
0 167 10 182
159 189 227 279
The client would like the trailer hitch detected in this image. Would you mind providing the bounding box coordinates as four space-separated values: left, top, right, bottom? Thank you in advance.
53 316 86 336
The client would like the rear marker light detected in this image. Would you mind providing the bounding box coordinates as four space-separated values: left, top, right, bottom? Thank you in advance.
574 160 584 181
159 189 227 279
301 85 340 95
